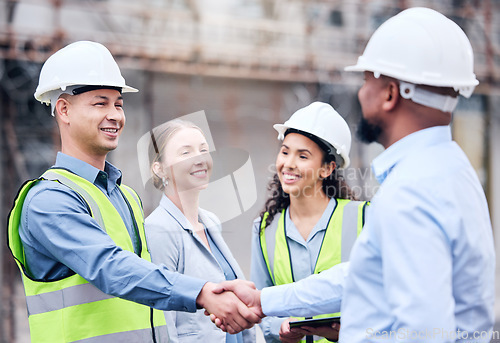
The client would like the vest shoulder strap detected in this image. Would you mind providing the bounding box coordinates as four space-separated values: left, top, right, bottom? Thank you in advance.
41 168 137 252
339 199 368 263
42 169 106 229
119 184 144 217
259 211 282 285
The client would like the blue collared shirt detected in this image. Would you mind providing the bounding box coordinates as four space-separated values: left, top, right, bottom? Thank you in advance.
19 152 205 312
262 126 495 342
343 126 495 341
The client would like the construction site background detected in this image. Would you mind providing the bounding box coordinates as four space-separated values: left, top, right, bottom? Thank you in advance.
1 1 499 342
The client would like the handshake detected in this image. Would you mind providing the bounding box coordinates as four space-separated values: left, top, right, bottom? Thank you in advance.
196 279 264 334
197 279 341 342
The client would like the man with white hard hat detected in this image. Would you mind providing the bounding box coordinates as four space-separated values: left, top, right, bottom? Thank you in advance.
211 7 495 342
7 41 261 343
340 6 494 340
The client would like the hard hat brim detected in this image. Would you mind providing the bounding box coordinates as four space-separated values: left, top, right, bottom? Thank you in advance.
272 123 350 169
344 64 363 72
122 85 139 93
273 124 288 139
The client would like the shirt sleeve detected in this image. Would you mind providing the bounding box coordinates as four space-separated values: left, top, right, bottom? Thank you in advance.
261 262 348 317
20 182 205 312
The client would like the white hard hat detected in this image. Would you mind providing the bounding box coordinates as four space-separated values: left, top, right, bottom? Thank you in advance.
274 102 351 169
34 41 138 106
345 7 478 99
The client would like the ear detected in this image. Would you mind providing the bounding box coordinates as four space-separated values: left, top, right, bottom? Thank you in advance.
152 161 164 178
382 80 399 112
55 98 71 124
320 161 336 179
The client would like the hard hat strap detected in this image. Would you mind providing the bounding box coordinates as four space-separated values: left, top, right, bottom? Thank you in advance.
285 128 335 157
72 85 122 95
284 128 343 166
456 86 474 98
48 85 83 116
399 81 459 113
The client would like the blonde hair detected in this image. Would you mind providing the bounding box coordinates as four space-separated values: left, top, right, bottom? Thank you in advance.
149 119 204 191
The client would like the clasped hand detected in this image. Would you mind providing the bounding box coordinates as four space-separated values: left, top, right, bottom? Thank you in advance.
197 279 264 334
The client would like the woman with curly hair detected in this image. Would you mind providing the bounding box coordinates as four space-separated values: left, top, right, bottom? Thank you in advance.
251 102 368 343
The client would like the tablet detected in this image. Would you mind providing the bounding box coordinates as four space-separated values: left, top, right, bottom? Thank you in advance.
289 316 341 329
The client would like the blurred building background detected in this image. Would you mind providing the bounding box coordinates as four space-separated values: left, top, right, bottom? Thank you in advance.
0 0 499 342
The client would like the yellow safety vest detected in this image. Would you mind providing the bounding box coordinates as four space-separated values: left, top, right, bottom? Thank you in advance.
259 199 367 343
8 168 168 343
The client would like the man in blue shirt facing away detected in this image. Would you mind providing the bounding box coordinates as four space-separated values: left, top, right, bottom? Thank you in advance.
213 7 495 342
337 7 495 341
7 40 261 343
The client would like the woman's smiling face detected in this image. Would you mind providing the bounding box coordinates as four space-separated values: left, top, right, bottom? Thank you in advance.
276 132 329 198
161 127 213 192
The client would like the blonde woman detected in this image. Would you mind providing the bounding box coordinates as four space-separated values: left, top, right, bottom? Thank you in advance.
145 119 255 343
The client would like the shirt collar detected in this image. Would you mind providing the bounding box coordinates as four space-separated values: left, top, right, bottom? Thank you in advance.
159 194 193 232
285 197 337 241
54 152 123 187
371 126 452 184
317 197 337 231
103 161 123 186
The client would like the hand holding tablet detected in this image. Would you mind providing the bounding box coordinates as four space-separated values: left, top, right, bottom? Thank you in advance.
289 316 340 329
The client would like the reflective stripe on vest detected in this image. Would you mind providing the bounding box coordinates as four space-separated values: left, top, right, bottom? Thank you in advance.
7 168 167 343
259 199 367 343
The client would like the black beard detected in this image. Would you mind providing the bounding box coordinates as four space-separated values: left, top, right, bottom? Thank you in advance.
356 116 382 144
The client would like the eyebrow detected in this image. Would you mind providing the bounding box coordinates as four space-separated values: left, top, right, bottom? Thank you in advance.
93 95 123 101
178 142 208 150
281 144 312 154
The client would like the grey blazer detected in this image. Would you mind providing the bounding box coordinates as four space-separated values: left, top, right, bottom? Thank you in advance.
145 194 256 343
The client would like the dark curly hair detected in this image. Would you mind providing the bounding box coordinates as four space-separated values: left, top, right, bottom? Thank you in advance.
259 138 357 230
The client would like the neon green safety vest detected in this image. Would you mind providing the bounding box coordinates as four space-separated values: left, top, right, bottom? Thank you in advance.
259 199 368 343
8 168 168 343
